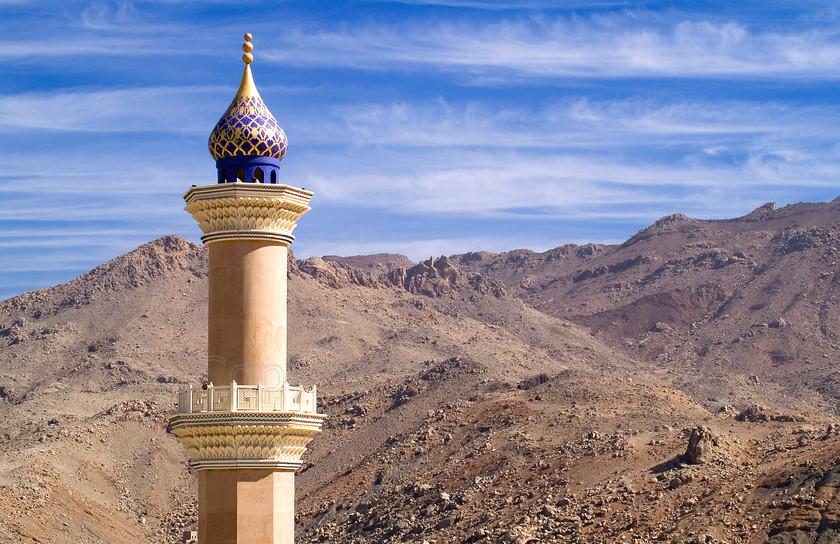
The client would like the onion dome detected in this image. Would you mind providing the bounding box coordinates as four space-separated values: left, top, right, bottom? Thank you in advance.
209 34 287 184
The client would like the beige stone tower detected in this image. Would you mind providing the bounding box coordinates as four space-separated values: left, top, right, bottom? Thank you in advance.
170 34 325 544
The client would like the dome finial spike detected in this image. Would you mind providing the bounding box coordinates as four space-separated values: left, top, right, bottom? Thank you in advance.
242 33 254 65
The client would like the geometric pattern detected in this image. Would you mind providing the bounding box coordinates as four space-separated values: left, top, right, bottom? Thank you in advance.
169 411 325 471
208 95 288 161
183 183 313 246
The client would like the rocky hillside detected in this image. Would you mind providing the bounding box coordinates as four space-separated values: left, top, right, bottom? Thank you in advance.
0 198 839 543
452 199 840 417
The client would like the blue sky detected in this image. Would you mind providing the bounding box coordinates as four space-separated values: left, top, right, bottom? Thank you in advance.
2 1 840 300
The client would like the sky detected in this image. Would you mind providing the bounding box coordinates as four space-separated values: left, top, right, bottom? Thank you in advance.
2 1 840 301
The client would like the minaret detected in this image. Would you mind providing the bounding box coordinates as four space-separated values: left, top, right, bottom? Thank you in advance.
170 34 325 544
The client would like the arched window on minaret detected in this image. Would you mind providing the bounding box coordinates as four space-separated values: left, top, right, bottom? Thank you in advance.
254 167 264 183
270 170 277 184
220 170 229 183
236 168 246 182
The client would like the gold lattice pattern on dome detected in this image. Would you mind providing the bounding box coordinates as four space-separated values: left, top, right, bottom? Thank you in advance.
208 95 288 160
208 33 288 161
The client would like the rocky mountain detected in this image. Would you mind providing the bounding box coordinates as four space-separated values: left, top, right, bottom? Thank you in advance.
1 199 840 543
453 199 840 417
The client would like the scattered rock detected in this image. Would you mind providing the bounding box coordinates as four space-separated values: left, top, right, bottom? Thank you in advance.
651 321 673 333
685 426 719 465
769 318 788 329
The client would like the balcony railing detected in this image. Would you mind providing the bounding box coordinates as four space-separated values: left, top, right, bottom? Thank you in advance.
177 381 318 415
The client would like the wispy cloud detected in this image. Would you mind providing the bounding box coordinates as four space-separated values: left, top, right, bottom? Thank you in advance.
365 0 630 8
0 87 223 132
263 17 840 80
0 227 154 245
0 35 169 59
292 95 840 220
81 0 140 29
334 99 839 149
299 151 804 218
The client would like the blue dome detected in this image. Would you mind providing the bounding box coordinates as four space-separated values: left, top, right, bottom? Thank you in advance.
208 35 288 184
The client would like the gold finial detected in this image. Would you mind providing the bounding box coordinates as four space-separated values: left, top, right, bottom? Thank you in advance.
242 33 254 64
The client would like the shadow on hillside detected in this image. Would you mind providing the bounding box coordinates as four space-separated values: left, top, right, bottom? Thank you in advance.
650 455 685 474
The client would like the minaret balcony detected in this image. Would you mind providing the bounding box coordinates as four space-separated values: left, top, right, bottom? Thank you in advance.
176 381 318 415
169 381 326 471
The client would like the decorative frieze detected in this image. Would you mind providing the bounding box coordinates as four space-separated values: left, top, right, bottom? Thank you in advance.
169 411 325 471
184 183 313 245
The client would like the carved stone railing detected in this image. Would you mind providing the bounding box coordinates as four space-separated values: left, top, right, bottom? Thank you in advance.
177 381 318 415
170 381 325 470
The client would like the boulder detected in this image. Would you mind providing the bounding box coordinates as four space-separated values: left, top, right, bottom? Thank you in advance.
684 426 718 465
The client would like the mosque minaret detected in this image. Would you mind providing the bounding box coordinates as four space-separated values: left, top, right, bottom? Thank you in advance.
170 34 325 544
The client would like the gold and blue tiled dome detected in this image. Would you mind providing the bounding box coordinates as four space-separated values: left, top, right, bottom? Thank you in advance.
209 34 287 184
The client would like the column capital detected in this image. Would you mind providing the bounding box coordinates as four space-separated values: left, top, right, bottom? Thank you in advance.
184 183 314 245
170 411 325 471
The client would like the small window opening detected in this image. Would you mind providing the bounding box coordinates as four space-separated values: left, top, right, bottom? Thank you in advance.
253 167 264 183
220 169 229 183
270 170 277 183
236 168 246 183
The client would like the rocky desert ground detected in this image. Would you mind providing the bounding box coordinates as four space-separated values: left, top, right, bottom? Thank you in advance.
2 198 840 543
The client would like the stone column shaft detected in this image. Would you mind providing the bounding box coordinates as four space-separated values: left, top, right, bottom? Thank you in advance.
208 241 287 387
199 470 295 544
